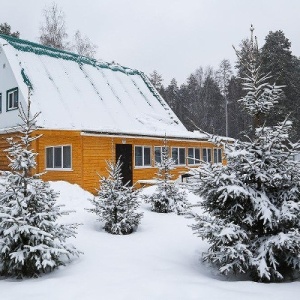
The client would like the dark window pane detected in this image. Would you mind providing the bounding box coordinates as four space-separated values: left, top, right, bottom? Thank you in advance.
9 93 13 109
63 146 71 168
54 147 62 168
214 149 218 163
46 148 53 168
155 147 161 164
188 148 193 164
203 149 207 162
144 147 151 166
13 91 18 108
179 148 185 165
135 146 143 166
218 149 222 163
172 148 178 165
195 148 200 161
207 149 212 162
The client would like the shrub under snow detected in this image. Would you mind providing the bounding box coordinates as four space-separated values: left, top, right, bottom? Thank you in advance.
143 141 188 214
87 159 143 235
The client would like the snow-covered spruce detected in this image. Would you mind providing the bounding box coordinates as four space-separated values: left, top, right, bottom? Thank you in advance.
189 28 300 282
143 141 188 214
87 159 143 235
0 93 81 278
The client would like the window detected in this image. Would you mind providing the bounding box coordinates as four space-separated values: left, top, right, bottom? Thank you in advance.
135 146 151 167
172 147 186 165
202 148 212 163
46 146 72 169
214 148 222 164
188 148 200 165
6 87 18 111
0 93 2 113
154 146 169 165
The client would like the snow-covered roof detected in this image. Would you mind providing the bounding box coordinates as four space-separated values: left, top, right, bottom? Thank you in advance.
0 34 207 139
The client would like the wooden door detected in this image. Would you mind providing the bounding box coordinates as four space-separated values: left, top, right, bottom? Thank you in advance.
116 144 133 186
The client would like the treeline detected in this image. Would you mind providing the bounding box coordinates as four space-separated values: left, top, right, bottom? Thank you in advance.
150 29 300 141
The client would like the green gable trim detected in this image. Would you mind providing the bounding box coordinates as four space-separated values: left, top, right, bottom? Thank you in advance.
21 68 33 90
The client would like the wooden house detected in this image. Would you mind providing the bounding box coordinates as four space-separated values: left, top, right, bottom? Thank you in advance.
0 35 224 193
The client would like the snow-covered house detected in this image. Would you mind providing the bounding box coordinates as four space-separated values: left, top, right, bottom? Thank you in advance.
0 34 223 193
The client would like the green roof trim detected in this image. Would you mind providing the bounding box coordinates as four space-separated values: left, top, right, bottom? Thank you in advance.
0 34 140 76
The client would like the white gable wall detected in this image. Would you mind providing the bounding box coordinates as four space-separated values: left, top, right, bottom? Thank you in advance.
0 43 27 129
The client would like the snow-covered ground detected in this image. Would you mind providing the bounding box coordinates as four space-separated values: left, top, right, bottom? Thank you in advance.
0 181 299 300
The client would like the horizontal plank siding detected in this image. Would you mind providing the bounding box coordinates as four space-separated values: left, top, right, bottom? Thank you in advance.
35 130 83 186
0 129 224 194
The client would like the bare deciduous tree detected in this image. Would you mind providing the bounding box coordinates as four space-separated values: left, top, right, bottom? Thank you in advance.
216 59 233 136
72 30 97 58
39 2 69 50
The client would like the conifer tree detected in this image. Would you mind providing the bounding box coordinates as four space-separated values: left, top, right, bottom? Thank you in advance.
0 91 81 278
143 138 188 214
189 26 300 282
87 159 143 235
0 22 20 38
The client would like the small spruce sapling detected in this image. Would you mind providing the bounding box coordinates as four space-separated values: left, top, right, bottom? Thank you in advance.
143 139 188 214
0 90 81 278
189 26 300 282
87 159 143 235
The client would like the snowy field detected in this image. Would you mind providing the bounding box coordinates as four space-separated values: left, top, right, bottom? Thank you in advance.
0 181 299 300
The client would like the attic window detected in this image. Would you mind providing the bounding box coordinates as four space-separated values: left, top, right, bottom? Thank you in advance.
6 87 18 111
46 145 72 170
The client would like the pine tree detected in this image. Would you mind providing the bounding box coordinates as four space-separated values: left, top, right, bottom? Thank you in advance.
0 22 20 38
261 30 300 140
0 91 81 278
189 26 300 282
87 159 143 235
143 138 188 214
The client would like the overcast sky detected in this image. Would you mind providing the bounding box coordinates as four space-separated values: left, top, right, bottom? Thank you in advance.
1 0 299 85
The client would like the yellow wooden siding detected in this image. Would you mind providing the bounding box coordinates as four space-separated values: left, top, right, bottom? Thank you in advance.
0 133 13 171
81 135 221 192
34 130 83 186
0 130 224 194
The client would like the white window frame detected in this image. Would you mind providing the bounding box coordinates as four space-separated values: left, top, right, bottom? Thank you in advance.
213 148 222 164
45 145 72 170
187 147 201 165
172 147 186 166
6 87 19 111
202 148 212 163
154 146 169 165
134 146 152 168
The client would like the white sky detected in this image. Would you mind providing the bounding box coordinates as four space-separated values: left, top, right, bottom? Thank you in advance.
1 0 299 85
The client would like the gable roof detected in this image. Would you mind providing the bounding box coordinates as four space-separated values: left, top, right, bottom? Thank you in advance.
0 34 202 138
